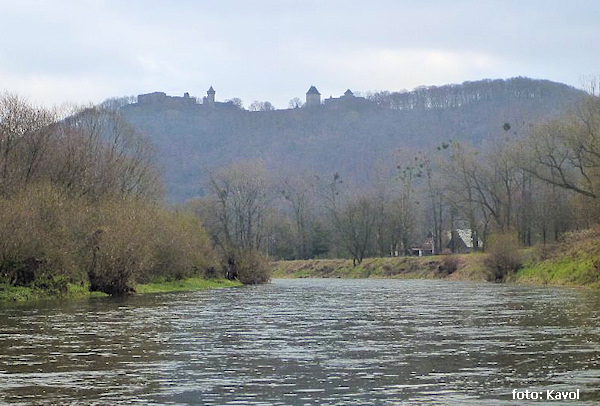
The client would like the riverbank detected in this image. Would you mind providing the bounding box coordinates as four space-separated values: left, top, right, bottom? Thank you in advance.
511 229 600 289
273 229 600 289
271 254 490 282
136 277 242 293
0 277 241 302
0 283 109 302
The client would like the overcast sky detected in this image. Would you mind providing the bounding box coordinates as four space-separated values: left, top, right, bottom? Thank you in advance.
1 0 599 108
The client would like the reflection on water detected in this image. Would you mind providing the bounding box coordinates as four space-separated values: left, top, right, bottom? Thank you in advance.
1 279 600 405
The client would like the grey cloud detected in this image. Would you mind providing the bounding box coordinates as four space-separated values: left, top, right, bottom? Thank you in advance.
0 0 598 107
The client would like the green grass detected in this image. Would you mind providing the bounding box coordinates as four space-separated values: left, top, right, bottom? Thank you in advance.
0 277 241 302
0 284 40 302
66 283 109 299
273 236 600 290
0 283 108 302
272 254 490 281
135 277 242 294
515 255 600 288
511 229 600 288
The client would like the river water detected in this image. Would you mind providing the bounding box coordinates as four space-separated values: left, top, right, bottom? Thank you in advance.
1 279 600 405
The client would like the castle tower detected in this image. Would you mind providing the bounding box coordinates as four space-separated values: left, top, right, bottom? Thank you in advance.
205 86 215 106
306 86 321 107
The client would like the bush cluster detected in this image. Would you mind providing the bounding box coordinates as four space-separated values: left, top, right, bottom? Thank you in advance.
438 255 460 275
0 95 270 295
0 184 220 295
484 233 523 281
223 249 271 285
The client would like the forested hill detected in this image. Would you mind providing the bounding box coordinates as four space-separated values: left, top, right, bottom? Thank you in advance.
119 77 586 202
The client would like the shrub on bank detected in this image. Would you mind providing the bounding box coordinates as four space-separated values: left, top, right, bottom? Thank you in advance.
146 210 221 282
224 248 271 285
484 233 523 281
0 186 83 287
0 96 226 298
82 200 224 295
438 254 460 275
84 200 154 295
0 184 222 296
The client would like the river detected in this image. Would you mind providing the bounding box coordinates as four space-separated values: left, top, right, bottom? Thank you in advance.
1 279 599 405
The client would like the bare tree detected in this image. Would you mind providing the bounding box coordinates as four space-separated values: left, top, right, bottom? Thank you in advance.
225 98 244 109
0 93 57 194
279 173 316 259
388 157 419 255
249 101 275 112
517 95 600 200
288 97 304 109
99 95 136 111
261 101 275 111
50 107 161 201
325 173 378 265
442 140 523 247
207 161 271 251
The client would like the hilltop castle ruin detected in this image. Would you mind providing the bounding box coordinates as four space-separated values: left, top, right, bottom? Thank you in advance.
137 91 196 106
137 87 220 108
305 86 321 107
136 86 367 110
307 86 369 108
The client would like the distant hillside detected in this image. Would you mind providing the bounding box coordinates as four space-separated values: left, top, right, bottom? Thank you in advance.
119 77 586 202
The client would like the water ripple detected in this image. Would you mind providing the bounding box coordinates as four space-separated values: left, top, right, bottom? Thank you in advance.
1 279 600 404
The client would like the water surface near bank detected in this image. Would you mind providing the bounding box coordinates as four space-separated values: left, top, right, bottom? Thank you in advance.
1 279 599 405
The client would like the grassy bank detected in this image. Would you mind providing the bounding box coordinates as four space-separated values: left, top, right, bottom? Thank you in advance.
0 283 109 302
136 277 242 293
272 254 490 282
0 277 241 302
274 229 600 289
512 229 600 288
